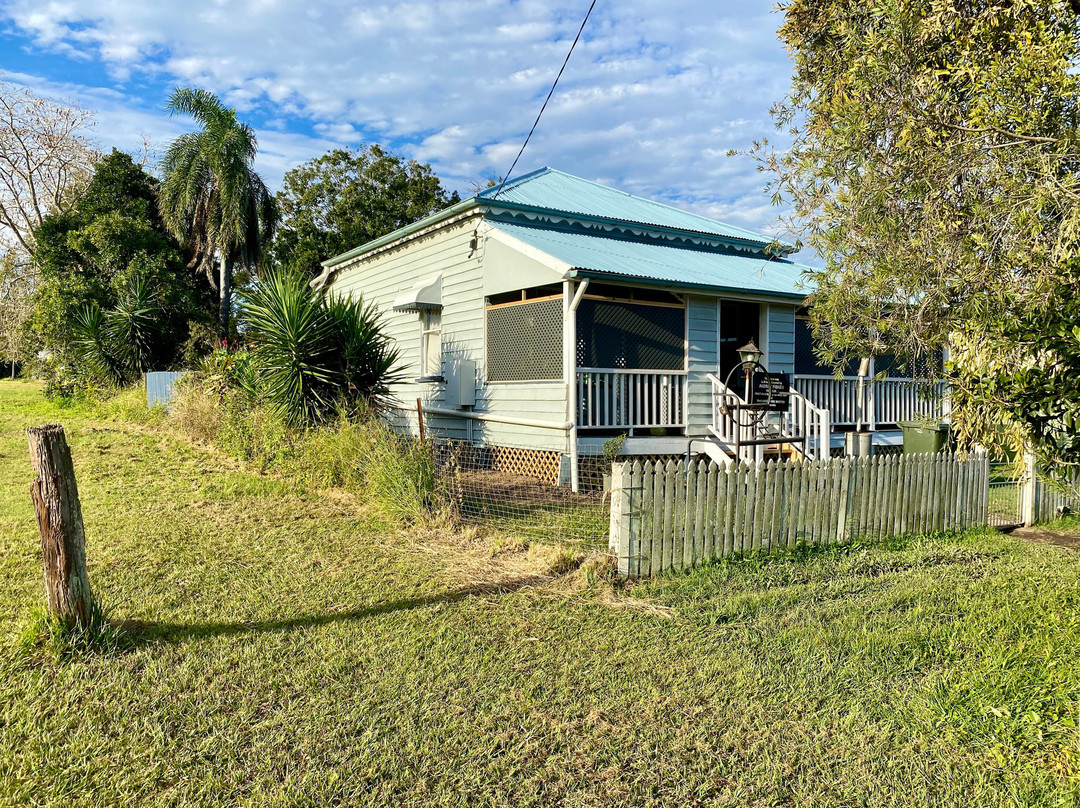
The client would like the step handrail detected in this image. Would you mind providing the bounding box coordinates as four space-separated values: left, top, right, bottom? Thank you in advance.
709 373 832 461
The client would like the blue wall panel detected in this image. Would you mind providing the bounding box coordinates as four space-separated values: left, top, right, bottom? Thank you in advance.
146 371 187 408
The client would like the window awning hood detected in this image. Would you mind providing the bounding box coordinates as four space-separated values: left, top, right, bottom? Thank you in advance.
392 275 442 312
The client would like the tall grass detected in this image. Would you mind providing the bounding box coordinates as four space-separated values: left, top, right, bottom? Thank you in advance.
170 382 441 523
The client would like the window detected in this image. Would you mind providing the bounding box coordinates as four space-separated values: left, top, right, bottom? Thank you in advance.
420 310 442 379
486 298 563 381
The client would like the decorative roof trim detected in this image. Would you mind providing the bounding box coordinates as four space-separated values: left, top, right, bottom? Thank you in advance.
481 200 793 255
565 268 808 302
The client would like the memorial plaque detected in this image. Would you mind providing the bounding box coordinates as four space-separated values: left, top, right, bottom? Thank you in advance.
751 371 790 412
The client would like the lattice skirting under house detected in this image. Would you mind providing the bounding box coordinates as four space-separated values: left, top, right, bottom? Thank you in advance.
436 440 689 491
490 446 563 486
435 441 563 486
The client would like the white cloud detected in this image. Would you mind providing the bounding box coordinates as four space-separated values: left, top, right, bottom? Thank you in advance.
0 71 344 187
0 1 799 237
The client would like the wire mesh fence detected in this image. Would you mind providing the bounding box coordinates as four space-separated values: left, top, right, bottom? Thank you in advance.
433 440 613 547
417 424 1080 558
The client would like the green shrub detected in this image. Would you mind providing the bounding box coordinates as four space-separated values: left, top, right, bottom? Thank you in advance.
241 270 401 426
196 347 260 400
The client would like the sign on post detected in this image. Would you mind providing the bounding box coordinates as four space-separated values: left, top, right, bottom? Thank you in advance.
750 372 790 412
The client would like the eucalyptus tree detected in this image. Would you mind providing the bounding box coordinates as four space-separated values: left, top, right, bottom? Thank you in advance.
755 0 1080 478
159 88 277 342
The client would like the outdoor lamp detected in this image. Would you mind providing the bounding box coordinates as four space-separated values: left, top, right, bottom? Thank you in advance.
737 340 763 367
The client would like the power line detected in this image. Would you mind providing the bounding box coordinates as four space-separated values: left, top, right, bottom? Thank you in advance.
493 0 598 199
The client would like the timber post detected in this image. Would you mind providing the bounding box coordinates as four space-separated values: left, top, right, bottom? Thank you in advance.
27 424 94 628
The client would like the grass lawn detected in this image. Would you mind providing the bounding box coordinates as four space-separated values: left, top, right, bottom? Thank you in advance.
1 379 1078 806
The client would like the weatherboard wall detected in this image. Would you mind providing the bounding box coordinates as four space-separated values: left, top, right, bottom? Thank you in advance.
686 296 719 438
766 304 796 376
326 216 569 453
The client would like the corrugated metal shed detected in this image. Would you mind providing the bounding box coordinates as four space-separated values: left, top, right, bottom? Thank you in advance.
480 167 779 247
490 221 812 299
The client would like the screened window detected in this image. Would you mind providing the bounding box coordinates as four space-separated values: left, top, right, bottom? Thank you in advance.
486 298 563 381
420 310 442 378
576 299 685 371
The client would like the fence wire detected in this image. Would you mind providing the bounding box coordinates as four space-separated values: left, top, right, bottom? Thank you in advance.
433 440 612 547
987 461 1024 529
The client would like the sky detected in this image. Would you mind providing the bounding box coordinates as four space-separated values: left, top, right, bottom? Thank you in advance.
0 0 799 241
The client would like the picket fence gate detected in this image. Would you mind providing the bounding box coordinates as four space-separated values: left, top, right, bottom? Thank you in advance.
608 453 991 578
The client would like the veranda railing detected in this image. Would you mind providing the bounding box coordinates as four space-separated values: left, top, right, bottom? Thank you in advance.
576 368 687 431
792 375 948 429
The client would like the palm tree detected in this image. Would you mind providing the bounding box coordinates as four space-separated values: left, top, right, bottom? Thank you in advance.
159 88 277 343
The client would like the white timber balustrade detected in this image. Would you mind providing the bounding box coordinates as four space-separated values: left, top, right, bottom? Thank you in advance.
784 386 831 460
708 374 830 462
576 369 687 431
871 379 947 427
707 374 746 458
792 375 948 429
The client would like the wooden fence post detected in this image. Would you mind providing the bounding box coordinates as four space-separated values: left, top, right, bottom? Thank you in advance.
27 424 94 628
608 461 637 577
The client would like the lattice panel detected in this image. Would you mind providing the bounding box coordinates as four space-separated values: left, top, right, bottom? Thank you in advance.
490 446 562 485
577 299 685 371
434 441 563 486
486 298 563 381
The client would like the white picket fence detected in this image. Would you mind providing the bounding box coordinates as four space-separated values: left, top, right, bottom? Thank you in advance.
608 453 991 578
1032 473 1080 524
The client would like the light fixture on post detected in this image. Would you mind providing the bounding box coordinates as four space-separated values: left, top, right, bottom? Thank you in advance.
737 339 763 367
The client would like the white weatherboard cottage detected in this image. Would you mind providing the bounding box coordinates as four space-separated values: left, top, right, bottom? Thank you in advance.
314 168 944 491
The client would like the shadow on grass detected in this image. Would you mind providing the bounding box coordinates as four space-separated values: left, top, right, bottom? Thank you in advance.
118 574 552 648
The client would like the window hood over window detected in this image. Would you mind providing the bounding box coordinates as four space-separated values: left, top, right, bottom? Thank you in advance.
392 275 442 313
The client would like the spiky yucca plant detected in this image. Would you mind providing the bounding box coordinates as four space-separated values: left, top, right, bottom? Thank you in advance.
72 276 161 386
324 293 401 417
241 271 401 425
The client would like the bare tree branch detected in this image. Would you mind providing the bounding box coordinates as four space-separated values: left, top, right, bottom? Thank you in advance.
0 81 98 254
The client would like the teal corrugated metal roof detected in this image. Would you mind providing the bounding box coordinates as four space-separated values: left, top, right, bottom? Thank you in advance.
491 221 812 299
480 167 778 247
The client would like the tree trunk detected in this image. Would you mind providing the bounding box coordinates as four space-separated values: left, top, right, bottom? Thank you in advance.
27 424 94 627
219 251 231 345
